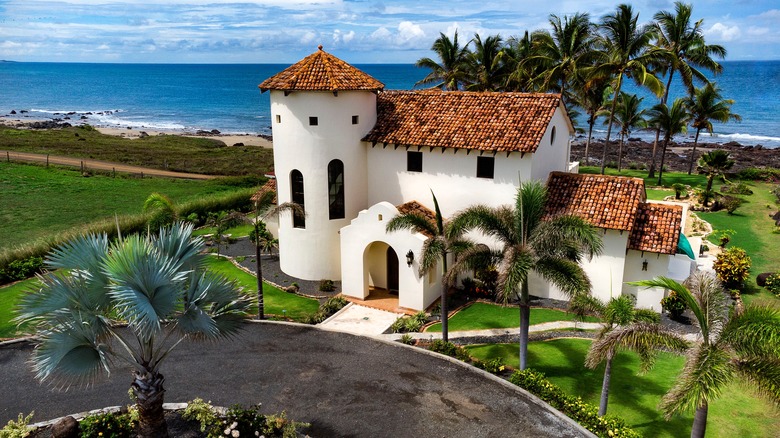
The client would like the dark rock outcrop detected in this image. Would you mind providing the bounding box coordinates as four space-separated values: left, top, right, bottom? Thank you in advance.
51 416 79 438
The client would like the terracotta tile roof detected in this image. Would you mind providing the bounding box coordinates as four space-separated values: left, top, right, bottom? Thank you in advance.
362 90 563 153
251 179 277 205
396 201 437 237
629 203 683 255
544 172 646 231
259 46 384 92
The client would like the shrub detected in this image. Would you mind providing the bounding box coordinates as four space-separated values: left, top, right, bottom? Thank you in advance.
721 182 754 195
720 195 745 215
671 183 686 199
0 412 34 438
474 357 506 374
428 340 471 362
183 398 218 433
510 370 640 438
764 273 780 297
183 400 308 438
0 256 43 284
390 311 427 333
302 296 348 324
713 247 752 289
399 334 415 345
318 279 336 292
660 291 687 320
79 411 136 438
737 167 780 181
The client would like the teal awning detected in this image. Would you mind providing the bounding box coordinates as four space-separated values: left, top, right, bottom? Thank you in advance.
677 234 696 260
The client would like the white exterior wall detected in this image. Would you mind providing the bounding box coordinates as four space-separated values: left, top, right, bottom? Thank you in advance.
270 89 376 280
366 147 536 216
530 108 572 181
340 202 441 311
623 251 671 312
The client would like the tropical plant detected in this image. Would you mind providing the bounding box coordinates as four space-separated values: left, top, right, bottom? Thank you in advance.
646 98 691 185
14 223 252 437
697 149 735 206
712 246 751 289
206 210 243 257
466 33 508 91
143 192 176 231
660 290 688 319
632 272 780 438
571 74 611 166
448 180 602 369
594 3 664 174
606 92 647 171
386 192 471 342
504 31 539 92
764 273 780 297
648 2 726 177
684 83 741 174
415 31 471 91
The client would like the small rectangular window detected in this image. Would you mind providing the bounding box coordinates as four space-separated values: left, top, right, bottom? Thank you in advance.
309 116 318 126
352 115 359 125
476 156 495 179
407 151 422 172
275 115 281 123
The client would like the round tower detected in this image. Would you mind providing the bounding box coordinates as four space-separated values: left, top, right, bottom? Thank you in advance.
259 46 384 281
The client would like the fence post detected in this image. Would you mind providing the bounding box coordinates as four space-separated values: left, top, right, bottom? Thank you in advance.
113 167 116 178
46 154 49 167
80 161 84 173
6 151 9 162
141 172 144 179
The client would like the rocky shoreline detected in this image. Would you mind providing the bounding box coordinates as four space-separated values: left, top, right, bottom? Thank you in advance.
572 138 780 173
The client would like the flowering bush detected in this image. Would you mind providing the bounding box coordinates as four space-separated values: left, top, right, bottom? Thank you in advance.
474 357 506 374
764 273 780 297
713 247 752 289
79 411 136 438
183 399 309 438
509 370 640 438
428 340 472 362
660 291 687 320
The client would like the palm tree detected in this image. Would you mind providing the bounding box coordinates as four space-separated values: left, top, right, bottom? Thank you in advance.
449 180 602 369
594 4 664 174
571 74 611 166
415 31 471 91
251 190 304 320
684 83 741 174
504 31 539 92
647 98 691 185
632 272 780 438
527 13 597 104
15 223 251 437
648 2 727 177
608 92 647 171
572 294 688 416
142 192 176 230
386 192 471 342
465 34 508 91
697 149 735 206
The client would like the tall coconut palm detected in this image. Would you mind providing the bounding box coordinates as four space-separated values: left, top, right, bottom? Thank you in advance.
648 2 726 177
505 31 539 92
386 192 471 342
527 12 597 104
647 98 691 185
684 83 741 174
415 31 471 91
697 149 735 206
607 92 647 171
15 223 251 438
449 180 602 369
466 34 508 91
632 272 780 438
594 4 664 174
571 74 611 166
572 294 689 416
251 190 304 320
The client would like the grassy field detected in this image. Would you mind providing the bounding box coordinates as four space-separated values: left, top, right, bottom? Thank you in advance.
0 277 38 339
424 302 599 332
467 339 779 438
0 162 257 251
0 125 273 176
203 256 319 321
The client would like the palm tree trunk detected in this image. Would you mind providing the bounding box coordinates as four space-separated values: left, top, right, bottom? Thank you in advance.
617 133 625 172
255 220 264 320
133 369 168 438
601 74 624 175
598 354 614 416
649 71 675 178
657 135 670 186
441 255 449 343
519 282 530 370
691 404 708 438
584 119 594 166
688 128 701 175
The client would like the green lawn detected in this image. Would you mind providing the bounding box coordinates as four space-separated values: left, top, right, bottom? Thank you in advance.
579 166 709 190
0 277 38 339
0 162 252 251
203 256 319 321
467 339 779 438
424 302 599 332
193 223 254 238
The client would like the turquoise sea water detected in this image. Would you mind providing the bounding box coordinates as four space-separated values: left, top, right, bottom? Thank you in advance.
0 61 778 147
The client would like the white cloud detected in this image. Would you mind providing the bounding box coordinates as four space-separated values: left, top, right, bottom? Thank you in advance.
397 21 425 43
342 30 355 43
706 23 741 42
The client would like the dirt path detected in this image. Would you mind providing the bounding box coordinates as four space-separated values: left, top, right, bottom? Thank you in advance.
0 150 216 180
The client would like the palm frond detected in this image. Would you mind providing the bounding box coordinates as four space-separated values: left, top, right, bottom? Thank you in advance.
721 304 780 358
418 237 446 279
534 256 590 297
586 322 690 372
45 232 109 273
659 343 732 419
153 222 204 271
444 243 497 286
496 245 534 302
568 294 605 321
386 213 436 237
730 356 780 408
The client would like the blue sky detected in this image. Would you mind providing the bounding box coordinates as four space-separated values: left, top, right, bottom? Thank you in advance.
1 0 778 63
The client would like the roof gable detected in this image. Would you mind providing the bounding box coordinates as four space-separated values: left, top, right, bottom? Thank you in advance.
629 203 683 255
259 46 384 92
363 90 564 153
396 201 437 237
544 172 646 231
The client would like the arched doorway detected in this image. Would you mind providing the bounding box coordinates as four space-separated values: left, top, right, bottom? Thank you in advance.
386 246 399 295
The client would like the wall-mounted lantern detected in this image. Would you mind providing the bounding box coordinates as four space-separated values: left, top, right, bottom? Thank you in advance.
642 260 648 271
406 250 414 267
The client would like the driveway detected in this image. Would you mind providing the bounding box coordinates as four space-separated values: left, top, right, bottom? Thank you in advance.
0 322 590 437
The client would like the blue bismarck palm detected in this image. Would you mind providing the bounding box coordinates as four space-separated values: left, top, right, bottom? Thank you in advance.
449 180 602 369
632 272 780 438
15 223 251 438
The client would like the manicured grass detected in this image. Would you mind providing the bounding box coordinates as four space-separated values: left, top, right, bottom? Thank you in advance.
0 277 39 338
203 256 319 321
467 339 779 438
424 302 599 332
0 162 253 251
0 125 273 176
193 223 254 238
580 166 709 190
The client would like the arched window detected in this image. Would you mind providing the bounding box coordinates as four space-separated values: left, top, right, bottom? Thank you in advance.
290 169 305 228
328 160 345 220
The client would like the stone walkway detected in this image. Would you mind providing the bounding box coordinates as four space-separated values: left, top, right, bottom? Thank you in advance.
319 303 405 335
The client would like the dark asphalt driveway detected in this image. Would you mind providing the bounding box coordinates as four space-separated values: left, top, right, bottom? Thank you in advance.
0 322 590 437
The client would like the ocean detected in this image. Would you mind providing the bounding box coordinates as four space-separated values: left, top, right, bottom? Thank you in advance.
0 61 778 147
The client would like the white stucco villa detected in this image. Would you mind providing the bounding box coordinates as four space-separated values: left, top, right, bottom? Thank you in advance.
257 46 696 313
